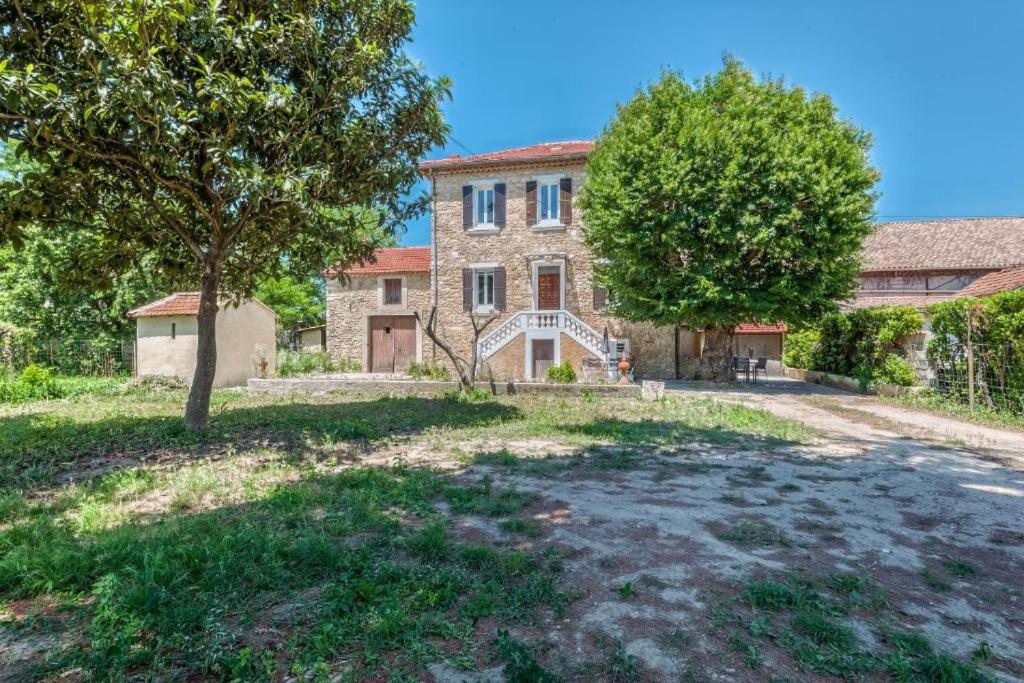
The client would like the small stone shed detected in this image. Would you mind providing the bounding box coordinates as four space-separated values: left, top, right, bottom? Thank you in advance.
296 324 327 352
128 292 277 387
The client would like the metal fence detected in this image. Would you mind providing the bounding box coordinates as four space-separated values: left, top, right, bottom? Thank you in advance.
931 340 1024 414
1 338 135 377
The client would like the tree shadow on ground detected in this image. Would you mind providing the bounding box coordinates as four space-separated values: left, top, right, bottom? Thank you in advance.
556 417 804 450
0 394 521 490
0 464 565 681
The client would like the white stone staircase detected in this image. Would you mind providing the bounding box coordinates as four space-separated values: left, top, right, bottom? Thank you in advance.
478 310 606 361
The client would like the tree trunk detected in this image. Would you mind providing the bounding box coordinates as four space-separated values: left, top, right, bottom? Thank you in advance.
702 325 735 382
184 259 220 430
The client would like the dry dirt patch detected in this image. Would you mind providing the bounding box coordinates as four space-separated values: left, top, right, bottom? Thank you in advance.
445 392 1024 680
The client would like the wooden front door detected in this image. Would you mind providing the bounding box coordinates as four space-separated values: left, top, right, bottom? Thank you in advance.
537 266 561 310
370 315 416 373
531 339 555 379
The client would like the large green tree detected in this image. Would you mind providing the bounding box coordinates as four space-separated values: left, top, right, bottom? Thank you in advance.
579 59 879 380
0 0 447 427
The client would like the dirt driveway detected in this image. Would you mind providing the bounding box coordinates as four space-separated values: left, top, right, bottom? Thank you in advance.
451 380 1024 680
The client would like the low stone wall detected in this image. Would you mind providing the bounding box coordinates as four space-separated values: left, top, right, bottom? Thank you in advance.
782 366 924 397
247 377 640 397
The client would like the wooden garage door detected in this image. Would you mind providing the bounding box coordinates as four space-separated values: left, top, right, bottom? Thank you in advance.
369 315 416 373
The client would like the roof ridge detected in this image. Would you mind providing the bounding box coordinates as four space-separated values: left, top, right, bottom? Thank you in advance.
875 216 1024 226
455 139 593 158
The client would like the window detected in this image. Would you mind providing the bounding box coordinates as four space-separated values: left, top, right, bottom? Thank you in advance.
383 278 402 305
538 181 560 223
475 187 495 226
475 269 495 309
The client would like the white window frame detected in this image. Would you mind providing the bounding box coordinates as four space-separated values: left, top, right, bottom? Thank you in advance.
470 262 499 313
530 258 565 310
532 174 564 230
469 179 499 232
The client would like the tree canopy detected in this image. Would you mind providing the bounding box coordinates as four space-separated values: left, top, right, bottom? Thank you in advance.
0 0 449 426
579 59 879 377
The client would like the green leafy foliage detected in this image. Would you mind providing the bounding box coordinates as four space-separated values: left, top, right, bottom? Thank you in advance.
494 630 562 683
276 350 360 376
253 274 325 330
0 364 58 402
579 58 879 351
798 306 923 384
927 292 1024 413
782 329 820 369
408 361 452 381
546 361 577 384
0 0 449 425
874 354 916 387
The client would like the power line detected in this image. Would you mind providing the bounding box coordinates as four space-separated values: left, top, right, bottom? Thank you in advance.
447 136 476 156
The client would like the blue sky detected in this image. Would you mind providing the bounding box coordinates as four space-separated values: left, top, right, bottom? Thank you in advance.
398 0 1024 245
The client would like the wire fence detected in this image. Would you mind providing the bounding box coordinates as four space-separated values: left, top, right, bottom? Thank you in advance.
1 338 135 377
930 340 1024 415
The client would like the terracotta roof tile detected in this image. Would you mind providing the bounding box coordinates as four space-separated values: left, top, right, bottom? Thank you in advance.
864 217 1024 272
735 323 787 334
128 292 202 317
958 263 1024 298
324 246 431 278
420 141 593 172
128 293 277 318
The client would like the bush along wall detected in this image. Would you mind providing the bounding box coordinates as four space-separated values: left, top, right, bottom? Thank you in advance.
784 306 924 387
927 291 1024 413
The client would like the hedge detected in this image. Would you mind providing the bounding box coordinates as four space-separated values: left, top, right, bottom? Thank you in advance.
785 305 923 386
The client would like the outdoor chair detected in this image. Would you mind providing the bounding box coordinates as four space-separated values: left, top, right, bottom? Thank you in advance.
732 356 751 382
752 357 768 383
581 357 609 383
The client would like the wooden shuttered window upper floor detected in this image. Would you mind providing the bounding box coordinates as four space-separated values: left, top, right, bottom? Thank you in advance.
462 183 506 230
459 176 571 231
527 177 572 229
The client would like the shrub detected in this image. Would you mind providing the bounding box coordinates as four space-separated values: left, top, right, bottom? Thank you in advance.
276 350 360 376
126 374 189 391
0 364 65 403
408 361 451 381
874 354 916 386
546 361 577 384
782 329 820 369
809 306 923 382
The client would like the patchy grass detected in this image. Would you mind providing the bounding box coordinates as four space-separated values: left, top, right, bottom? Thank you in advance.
716 518 793 548
0 387 818 679
0 462 569 680
883 389 1024 432
728 574 991 680
0 388 811 492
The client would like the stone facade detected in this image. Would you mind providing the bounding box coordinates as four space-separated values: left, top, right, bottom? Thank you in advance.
428 160 676 380
324 156 679 380
325 273 434 371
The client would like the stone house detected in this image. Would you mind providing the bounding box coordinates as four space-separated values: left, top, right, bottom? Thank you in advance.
326 141 705 380
324 246 435 373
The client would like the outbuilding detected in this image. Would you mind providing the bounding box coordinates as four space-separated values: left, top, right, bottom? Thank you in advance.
128 292 277 387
